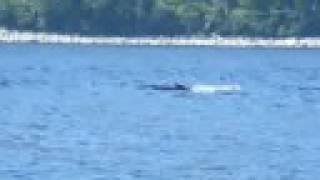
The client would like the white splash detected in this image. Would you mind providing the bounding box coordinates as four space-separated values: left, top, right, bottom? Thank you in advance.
190 84 241 93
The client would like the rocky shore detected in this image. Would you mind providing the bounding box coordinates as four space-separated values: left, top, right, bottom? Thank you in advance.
1 29 320 48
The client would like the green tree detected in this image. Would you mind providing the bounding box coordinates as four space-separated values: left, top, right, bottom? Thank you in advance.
0 0 320 36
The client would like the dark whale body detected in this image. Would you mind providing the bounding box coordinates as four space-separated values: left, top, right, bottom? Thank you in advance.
141 83 189 91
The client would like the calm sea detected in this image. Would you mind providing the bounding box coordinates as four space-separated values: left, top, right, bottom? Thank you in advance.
0 44 320 179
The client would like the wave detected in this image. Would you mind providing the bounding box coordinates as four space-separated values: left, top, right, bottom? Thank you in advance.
190 84 241 93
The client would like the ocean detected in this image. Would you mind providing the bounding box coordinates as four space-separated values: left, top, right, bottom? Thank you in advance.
0 44 320 179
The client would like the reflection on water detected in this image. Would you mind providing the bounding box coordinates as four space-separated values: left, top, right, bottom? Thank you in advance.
0 44 320 179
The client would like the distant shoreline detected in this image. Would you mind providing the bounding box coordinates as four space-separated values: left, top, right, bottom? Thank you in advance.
1 30 320 48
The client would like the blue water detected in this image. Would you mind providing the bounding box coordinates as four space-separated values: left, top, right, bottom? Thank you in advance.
0 44 320 180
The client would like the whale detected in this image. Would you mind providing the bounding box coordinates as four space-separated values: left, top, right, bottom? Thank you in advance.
141 83 189 91
140 83 240 93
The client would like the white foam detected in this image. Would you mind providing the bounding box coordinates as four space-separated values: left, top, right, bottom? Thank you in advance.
190 84 241 93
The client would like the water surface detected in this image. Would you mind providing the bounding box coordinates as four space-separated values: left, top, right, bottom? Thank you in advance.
0 44 320 179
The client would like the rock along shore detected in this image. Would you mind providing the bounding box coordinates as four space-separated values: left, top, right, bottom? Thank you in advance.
1 29 320 48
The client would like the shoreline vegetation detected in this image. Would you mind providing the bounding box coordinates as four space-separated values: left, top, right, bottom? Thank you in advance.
1 0 320 37
1 29 320 48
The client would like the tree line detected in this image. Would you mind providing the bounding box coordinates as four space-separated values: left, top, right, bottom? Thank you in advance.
0 0 320 37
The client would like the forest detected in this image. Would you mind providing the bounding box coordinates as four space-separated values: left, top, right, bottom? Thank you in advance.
0 0 320 37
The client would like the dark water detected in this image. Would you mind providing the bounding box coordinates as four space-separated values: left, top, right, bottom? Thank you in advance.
0 44 320 180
